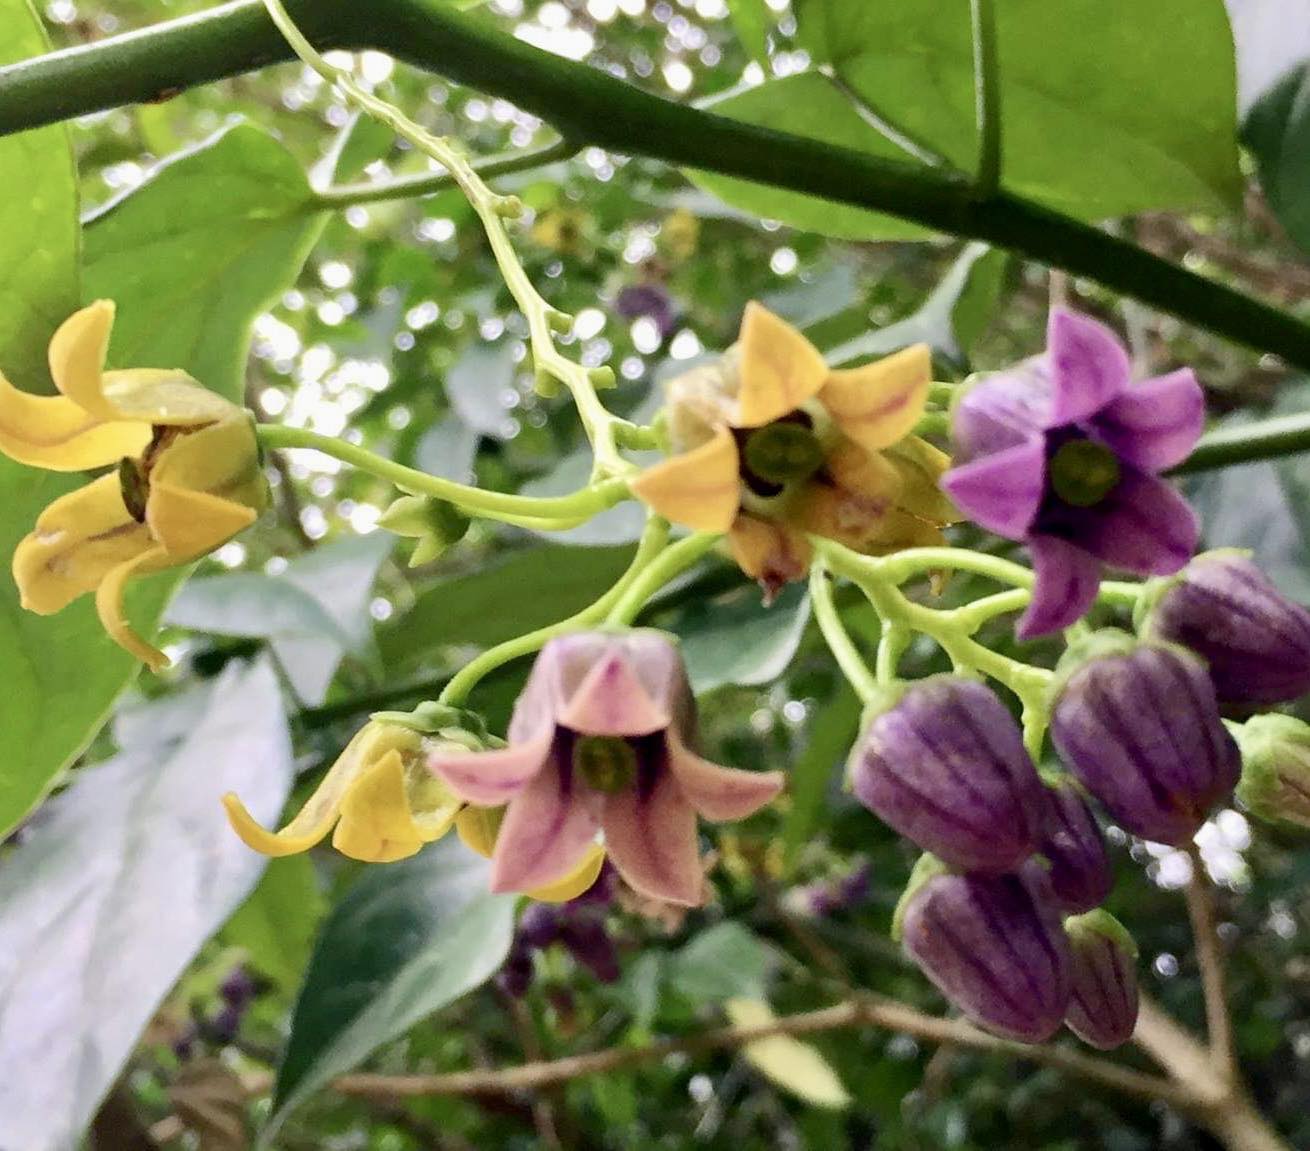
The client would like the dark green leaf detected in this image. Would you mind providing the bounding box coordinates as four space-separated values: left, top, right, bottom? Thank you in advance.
0 660 293 1151
266 838 516 1136
1244 63 1310 256
726 0 771 65
782 684 862 869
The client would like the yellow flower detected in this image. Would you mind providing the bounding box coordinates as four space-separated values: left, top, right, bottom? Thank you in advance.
1 301 268 668
631 303 956 593
455 805 606 903
659 208 700 262
224 719 464 864
530 207 589 256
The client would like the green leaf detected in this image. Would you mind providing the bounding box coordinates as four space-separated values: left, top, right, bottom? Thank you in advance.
520 450 649 544
0 660 294 1151
378 543 636 668
83 121 326 401
1244 63 1310 256
726 0 771 65
0 0 78 392
447 340 519 439
782 683 862 870
224 855 326 992
797 0 1241 217
265 838 516 1138
673 583 810 693
670 922 770 1004
688 73 931 240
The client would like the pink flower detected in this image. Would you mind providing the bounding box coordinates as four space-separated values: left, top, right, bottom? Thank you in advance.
428 630 784 906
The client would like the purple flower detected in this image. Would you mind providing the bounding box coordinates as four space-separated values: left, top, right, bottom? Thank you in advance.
1037 777 1112 914
1050 636 1240 846
616 283 679 341
1144 552 1310 705
219 966 256 1010
849 677 1046 872
943 309 1203 637
900 865 1072 1043
559 918 621 983
1064 911 1139 1050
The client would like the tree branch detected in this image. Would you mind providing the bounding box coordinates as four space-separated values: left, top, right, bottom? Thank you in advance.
1183 845 1238 1084
2 0 1310 369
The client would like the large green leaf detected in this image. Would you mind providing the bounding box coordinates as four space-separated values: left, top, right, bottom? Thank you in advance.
673 583 810 693
0 660 294 1151
669 922 771 1004
781 683 862 869
224 855 326 992
265 837 516 1138
1244 64 1310 256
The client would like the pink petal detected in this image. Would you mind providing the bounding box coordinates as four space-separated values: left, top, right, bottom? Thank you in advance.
1076 470 1199 576
1018 536 1102 638
1047 309 1130 425
667 734 783 820
490 761 604 893
602 772 704 906
1089 368 1204 473
428 733 553 806
557 646 670 736
940 437 1046 539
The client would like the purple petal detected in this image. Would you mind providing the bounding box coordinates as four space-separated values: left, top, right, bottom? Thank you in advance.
1088 369 1204 473
1062 470 1198 576
666 733 783 820
1018 536 1101 638
557 645 671 736
941 437 1046 539
490 758 604 894
1047 309 1130 425
601 755 703 906
951 365 1053 462
429 732 553 806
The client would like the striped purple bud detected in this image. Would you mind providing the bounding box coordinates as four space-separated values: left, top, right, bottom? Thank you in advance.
1144 552 1310 705
1234 714 1310 830
1050 635 1240 846
900 865 1072 1042
1038 777 1112 913
848 677 1046 873
1064 911 1139 1050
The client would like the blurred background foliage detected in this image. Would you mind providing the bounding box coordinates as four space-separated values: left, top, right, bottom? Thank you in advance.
0 0 1309 1148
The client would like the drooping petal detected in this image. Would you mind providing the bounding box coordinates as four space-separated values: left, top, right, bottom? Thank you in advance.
47 300 119 420
529 845 607 903
818 344 931 452
727 514 812 594
99 368 234 426
557 643 672 736
666 733 783 820
940 437 1046 539
1049 470 1198 576
146 483 258 559
1046 308 1131 425
12 473 153 615
491 758 605 894
429 732 555 806
629 426 741 531
1088 368 1204 473
601 754 703 906
95 544 173 669
735 302 828 427
455 804 504 857
1019 535 1102 638
332 749 460 862
0 370 150 471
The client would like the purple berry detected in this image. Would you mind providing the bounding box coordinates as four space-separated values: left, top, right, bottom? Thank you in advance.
517 904 562 951
560 918 621 983
849 677 1047 872
1064 911 1139 1050
219 967 256 1009
207 1004 242 1044
497 948 534 998
1038 778 1112 913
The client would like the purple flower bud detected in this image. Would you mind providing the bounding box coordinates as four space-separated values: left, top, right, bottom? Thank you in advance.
1038 777 1112 913
837 861 872 908
219 966 256 1009
849 677 1046 873
616 283 678 340
1051 636 1240 846
901 866 1072 1043
1064 911 1139 1050
517 903 562 951
559 918 621 983
1144 552 1310 705
171 1022 198 1061
496 947 535 998
567 860 618 909
207 1004 242 1045
1234 714 1310 829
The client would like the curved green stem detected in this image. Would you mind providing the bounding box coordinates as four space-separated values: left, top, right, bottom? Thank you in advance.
256 423 628 522
876 546 1036 589
439 516 671 705
809 566 880 705
605 531 721 626
875 623 911 686
1173 411 1310 475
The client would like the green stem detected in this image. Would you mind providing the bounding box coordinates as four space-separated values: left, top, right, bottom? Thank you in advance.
256 423 628 522
313 136 578 208
4 0 1310 369
439 517 670 705
969 0 1001 198
605 532 721 626
809 566 880 705
876 546 1035 589
1173 411 1310 475
875 623 911 686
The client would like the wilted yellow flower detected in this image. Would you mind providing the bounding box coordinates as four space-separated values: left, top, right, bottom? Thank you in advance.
455 805 607 903
631 303 956 594
660 208 700 262
224 719 465 863
530 207 589 255
0 301 267 668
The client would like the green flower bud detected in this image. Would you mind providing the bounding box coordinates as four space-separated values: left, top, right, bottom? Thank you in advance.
378 494 470 566
1234 714 1310 829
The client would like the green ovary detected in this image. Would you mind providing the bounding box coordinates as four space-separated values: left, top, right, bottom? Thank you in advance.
573 735 638 793
742 422 826 485
1049 439 1121 507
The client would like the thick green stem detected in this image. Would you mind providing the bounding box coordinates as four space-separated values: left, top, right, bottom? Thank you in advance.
3 0 1310 368
809 566 880 705
1172 411 1310 474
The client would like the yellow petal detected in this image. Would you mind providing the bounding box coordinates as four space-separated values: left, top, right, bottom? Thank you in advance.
12 473 153 615
456 805 504 858
100 369 234 426
95 544 173 670
146 481 257 560
818 344 931 452
332 750 432 862
725 998 851 1109
735 302 828 427
727 514 812 588
529 845 606 903
0 370 150 471
630 426 741 531
883 436 959 524
48 300 119 420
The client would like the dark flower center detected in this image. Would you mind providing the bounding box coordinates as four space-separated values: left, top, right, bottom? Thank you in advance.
1048 439 1121 508
572 735 638 793
741 417 825 487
